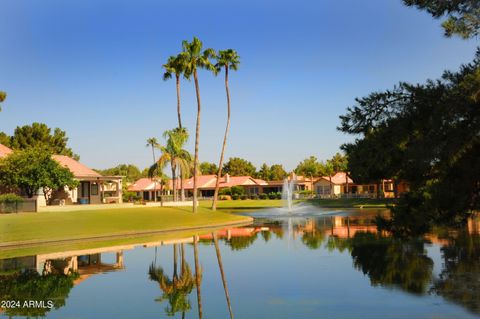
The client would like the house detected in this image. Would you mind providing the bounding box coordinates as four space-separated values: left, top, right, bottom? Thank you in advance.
313 172 409 198
313 172 354 197
0 144 123 206
128 174 268 200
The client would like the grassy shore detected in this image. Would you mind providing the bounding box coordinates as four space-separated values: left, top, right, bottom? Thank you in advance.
201 199 285 209
0 206 251 247
307 198 396 208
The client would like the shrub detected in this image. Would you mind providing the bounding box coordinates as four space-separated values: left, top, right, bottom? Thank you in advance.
259 193 268 200
268 192 277 200
219 187 232 196
275 192 282 199
230 186 245 196
0 193 23 204
232 194 240 200
250 194 259 200
240 195 248 200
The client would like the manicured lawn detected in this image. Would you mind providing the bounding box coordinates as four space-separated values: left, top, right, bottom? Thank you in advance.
201 199 285 209
307 198 396 208
0 206 251 245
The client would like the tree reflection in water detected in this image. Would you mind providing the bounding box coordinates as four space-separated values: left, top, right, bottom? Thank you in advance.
432 232 480 314
148 243 200 317
349 232 433 294
0 265 78 317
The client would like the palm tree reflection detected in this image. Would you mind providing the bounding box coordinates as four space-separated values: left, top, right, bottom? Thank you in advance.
148 243 201 317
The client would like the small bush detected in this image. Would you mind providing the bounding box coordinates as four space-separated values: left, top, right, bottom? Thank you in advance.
259 193 268 200
250 194 259 200
230 186 245 196
232 194 240 200
219 187 232 196
240 195 248 200
0 193 23 204
268 192 277 200
275 192 282 199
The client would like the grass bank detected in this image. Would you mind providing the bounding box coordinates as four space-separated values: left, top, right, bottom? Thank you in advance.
201 199 285 210
0 206 251 248
307 198 396 208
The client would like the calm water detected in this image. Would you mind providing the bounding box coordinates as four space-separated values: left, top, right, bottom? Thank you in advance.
1 207 480 318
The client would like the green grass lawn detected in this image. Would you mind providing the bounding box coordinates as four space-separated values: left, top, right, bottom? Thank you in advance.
201 199 285 209
0 206 251 246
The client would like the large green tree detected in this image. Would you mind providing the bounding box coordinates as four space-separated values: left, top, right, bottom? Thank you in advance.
404 0 480 39
212 49 240 211
199 161 218 175
294 156 325 190
339 52 480 233
0 147 78 202
8 123 79 160
95 164 143 183
269 164 288 180
180 37 216 212
222 157 256 176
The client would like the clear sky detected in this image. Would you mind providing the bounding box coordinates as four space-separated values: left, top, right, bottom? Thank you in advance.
0 0 477 171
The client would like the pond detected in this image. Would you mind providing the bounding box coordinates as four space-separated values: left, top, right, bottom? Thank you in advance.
1 207 480 318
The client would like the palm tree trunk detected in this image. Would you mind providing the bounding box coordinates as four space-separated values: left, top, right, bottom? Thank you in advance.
329 175 333 198
171 164 177 202
212 66 231 211
173 244 178 280
310 173 314 199
193 236 203 319
151 145 157 202
176 74 182 129
180 172 185 201
213 233 234 319
192 70 201 213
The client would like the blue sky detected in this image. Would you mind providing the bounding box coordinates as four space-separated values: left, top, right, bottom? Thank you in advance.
0 0 477 171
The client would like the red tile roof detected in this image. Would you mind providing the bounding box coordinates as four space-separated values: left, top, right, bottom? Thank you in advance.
128 174 268 192
0 144 13 158
52 155 102 178
315 172 353 185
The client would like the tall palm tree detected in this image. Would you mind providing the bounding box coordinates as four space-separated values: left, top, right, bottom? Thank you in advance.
163 55 187 129
146 137 160 202
181 37 216 212
0 91 6 112
166 128 190 201
211 49 240 211
213 232 234 318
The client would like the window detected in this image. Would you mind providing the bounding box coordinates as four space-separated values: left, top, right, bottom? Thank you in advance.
316 185 331 195
91 183 99 196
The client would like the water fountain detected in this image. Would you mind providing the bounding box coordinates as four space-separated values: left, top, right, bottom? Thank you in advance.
282 175 296 212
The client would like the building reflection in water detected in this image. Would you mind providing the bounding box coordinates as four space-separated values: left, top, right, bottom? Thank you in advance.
2 213 480 317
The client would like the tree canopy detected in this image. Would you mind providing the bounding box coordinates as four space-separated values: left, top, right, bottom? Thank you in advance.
0 147 78 200
1 123 79 160
339 51 480 233
294 156 325 178
200 162 218 175
95 164 144 183
404 0 480 39
222 157 256 176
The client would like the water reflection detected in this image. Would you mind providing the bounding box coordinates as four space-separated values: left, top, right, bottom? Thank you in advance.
1 212 480 318
0 250 124 317
432 231 480 314
148 243 197 317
